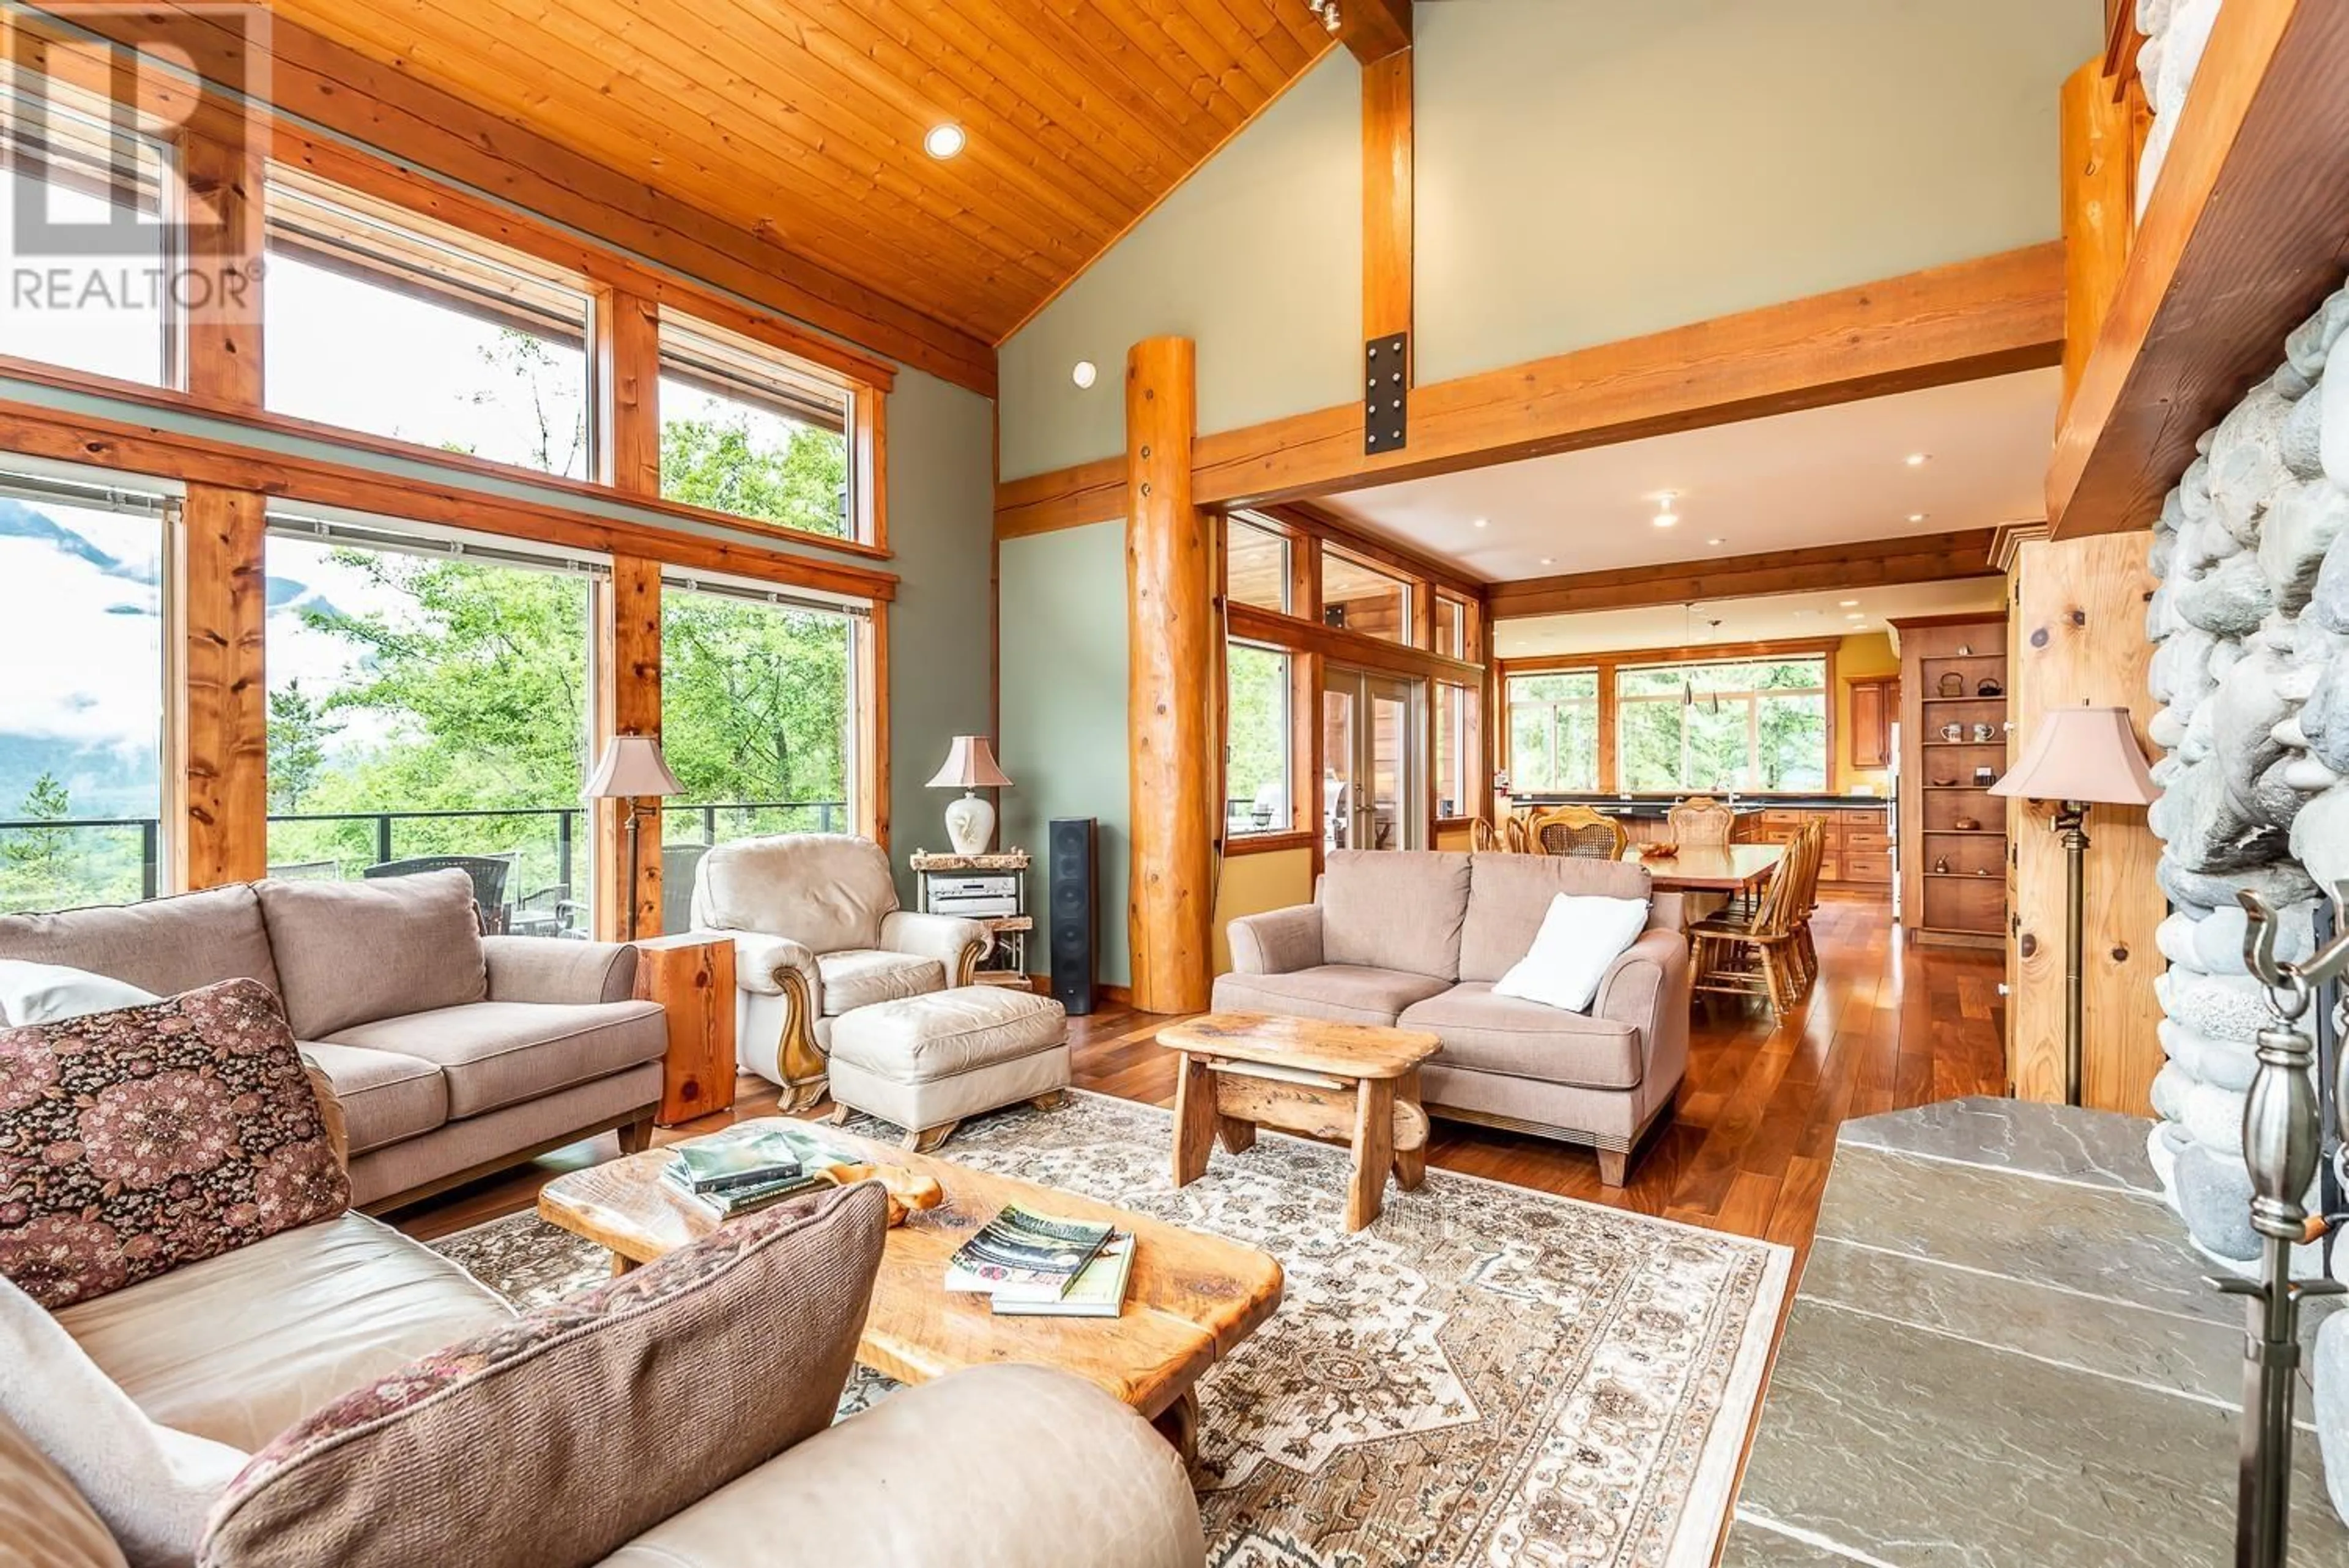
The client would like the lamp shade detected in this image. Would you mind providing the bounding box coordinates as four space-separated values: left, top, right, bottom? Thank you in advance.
927 735 1012 790
1988 705 2158 806
584 734 684 800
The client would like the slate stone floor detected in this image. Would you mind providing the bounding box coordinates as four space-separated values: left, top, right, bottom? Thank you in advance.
1724 1097 2349 1566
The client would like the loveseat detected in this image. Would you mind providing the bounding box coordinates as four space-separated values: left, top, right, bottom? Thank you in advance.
12 1175 1203 1568
1217 850 1690 1184
0 871 668 1210
688 835 989 1110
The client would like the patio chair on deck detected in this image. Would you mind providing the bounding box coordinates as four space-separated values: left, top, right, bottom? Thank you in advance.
364 854 513 934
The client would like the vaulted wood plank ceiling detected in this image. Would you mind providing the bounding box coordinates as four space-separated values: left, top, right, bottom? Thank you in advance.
265 0 1340 344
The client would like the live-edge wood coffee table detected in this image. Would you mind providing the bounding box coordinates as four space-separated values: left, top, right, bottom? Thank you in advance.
1156 1012 1440 1232
536 1118 1283 1460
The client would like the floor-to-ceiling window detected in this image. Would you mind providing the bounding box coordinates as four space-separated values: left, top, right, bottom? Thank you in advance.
0 467 171 912
263 513 600 933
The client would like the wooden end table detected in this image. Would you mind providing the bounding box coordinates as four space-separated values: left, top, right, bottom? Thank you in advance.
535 1118 1283 1460
630 933 738 1126
1156 1012 1439 1232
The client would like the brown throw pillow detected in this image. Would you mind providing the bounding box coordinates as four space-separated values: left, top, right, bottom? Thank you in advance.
201 1180 889 1568
0 979 348 1310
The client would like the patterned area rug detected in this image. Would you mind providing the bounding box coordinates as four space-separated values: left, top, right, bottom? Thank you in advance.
428 1091 1789 1567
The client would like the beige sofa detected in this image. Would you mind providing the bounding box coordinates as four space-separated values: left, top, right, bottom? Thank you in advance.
689 835 989 1110
0 871 668 1211
1217 850 1690 1184
23 1205 1204 1567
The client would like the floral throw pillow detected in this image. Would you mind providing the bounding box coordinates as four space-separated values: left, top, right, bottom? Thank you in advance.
0 978 348 1309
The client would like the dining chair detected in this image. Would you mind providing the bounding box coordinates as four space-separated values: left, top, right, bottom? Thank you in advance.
1525 804 1627 859
1688 821 1822 1016
1666 796 1735 848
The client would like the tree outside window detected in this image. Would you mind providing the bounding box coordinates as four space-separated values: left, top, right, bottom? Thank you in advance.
1617 658 1827 792
1225 642 1291 836
1506 672 1598 792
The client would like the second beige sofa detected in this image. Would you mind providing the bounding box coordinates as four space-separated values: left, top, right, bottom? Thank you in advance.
1217 850 1690 1185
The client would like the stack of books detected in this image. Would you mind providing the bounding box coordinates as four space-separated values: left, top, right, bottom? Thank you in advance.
944 1203 1135 1318
660 1124 845 1217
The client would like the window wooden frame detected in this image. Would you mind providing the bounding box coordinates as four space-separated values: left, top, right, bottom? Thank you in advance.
0 75 899 921
1214 507 1490 866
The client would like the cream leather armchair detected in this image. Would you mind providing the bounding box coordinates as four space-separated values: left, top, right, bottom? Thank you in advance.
689 834 989 1110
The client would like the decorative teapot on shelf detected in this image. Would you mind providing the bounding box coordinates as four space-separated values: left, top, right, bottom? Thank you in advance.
1937 672 1964 697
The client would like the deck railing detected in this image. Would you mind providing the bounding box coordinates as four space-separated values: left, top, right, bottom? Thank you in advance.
0 800 846 911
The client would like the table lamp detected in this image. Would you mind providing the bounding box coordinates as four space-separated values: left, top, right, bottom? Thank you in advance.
927 736 1011 855
584 734 684 939
1989 704 2158 1105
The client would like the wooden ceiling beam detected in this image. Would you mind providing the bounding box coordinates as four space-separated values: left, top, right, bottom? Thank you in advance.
995 243 2066 538
1335 0 1412 64
1484 530 2003 621
1362 46 1412 353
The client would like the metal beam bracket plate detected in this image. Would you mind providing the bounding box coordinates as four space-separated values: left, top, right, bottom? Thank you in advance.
1364 333 1407 455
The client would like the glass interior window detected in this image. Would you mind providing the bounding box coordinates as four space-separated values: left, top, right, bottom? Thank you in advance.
1320 547 1409 644
1224 516 1291 613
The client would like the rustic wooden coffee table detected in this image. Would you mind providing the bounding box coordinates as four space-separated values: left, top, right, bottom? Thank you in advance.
535 1118 1283 1458
1156 1012 1440 1232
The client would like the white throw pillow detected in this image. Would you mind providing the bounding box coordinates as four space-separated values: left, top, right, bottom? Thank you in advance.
0 960 159 1027
0 1277 247 1568
1491 893 1650 1014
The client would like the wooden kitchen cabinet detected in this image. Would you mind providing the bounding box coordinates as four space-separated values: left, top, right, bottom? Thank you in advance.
1848 677 1898 771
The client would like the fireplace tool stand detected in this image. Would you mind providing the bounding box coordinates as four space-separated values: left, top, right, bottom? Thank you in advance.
2229 889 2349 1567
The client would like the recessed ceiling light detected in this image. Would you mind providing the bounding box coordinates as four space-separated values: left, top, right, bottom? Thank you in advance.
1903 452 1930 467
924 123 967 159
1705 537 1724 546
1652 491 1679 528
1906 512 1929 523
1471 517 1489 529
1070 360 1097 389
1839 599 1859 607
1845 611 1865 620
1539 557 1555 567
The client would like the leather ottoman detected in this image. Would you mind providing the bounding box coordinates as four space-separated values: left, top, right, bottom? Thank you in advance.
824 987 1071 1151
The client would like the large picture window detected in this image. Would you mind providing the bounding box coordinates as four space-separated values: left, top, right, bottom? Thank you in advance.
1224 642 1292 839
264 174 593 477
0 469 169 912
263 515 600 934
1617 657 1828 793
1506 671 1599 793
1 89 176 386
659 313 856 541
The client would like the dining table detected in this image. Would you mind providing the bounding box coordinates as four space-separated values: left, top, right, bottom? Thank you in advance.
1620 842 1785 919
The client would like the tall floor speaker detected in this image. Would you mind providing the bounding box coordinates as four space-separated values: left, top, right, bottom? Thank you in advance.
1048 817 1097 1016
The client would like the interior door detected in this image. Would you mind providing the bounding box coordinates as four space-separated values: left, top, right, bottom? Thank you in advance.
1323 666 1421 853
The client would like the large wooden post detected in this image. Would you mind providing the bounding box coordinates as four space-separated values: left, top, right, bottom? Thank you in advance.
170 485 269 888
592 287 664 938
2003 529 2164 1112
1126 337 1215 1014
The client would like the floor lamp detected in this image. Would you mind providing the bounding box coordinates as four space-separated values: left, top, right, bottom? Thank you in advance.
1988 705 2158 1106
584 734 684 940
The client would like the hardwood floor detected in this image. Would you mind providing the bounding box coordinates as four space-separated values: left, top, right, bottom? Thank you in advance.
395 891 2007 1275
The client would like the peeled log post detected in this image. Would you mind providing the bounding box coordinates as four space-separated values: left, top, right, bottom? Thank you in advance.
1127 337 1214 1014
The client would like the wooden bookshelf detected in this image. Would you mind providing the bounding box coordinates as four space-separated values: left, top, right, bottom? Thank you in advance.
1893 614 2010 948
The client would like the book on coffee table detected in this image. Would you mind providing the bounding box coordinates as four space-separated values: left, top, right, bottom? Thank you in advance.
662 1124 809 1194
989 1232 1133 1318
943 1203 1114 1302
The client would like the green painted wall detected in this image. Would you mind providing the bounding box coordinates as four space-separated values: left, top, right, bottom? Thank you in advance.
997 0 2099 481
881 367 997 908
996 519 1131 987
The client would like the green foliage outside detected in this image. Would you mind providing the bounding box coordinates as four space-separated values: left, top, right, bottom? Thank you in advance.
1510 660 1826 795
0 772 144 912
1225 644 1290 833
